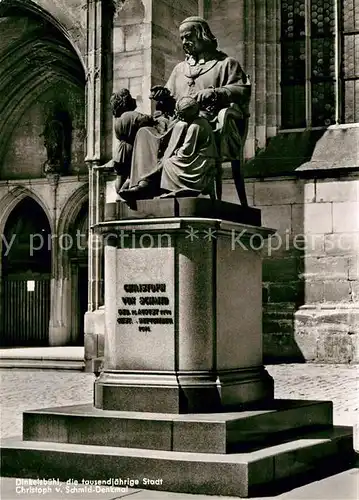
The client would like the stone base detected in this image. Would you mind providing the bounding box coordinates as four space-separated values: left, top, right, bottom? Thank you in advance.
22 400 332 453
105 197 261 226
95 216 274 413
84 308 105 372
94 367 274 413
295 304 359 363
1 400 354 497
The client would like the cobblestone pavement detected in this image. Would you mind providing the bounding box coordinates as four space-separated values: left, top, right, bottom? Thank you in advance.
0 365 358 500
0 369 95 439
268 364 359 429
0 364 358 439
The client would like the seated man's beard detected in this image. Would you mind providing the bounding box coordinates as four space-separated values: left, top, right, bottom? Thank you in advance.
183 42 196 55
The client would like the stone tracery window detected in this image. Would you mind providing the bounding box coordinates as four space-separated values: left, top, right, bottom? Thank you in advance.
342 0 359 122
281 0 359 129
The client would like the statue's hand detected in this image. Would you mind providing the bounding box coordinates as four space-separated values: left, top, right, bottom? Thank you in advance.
195 88 217 104
150 85 171 101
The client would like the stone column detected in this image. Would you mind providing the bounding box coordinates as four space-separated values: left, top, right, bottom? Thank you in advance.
84 0 113 368
47 174 69 346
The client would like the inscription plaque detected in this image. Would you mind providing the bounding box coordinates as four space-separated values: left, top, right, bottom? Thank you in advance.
117 282 174 332
107 247 175 371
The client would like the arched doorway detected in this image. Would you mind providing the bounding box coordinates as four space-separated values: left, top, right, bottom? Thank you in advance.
1 197 51 346
68 202 88 345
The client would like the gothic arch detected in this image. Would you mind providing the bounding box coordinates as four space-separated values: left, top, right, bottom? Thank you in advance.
57 183 89 237
0 0 86 65
0 193 52 346
55 183 89 345
0 1 86 172
56 183 88 279
0 186 53 237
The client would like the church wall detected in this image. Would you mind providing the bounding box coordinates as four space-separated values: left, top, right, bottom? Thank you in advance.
112 0 196 120
223 174 359 364
112 0 152 116
2 84 85 180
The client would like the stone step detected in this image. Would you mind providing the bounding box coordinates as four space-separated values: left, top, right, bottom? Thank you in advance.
0 359 85 370
1 426 354 498
23 399 333 454
0 347 85 371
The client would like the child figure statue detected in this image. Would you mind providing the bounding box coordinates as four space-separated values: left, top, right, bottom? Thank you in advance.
149 86 176 135
120 96 219 200
97 89 153 195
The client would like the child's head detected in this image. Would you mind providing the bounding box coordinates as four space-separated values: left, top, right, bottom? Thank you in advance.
175 96 200 123
149 86 176 117
110 89 136 117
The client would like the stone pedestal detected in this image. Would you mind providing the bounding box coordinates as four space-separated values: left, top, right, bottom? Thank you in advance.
94 200 274 413
0 201 354 497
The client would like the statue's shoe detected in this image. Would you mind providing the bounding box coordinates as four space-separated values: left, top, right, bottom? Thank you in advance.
159 189 201 199
119 184 153 201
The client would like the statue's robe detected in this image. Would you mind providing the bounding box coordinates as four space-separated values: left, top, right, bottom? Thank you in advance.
166 54 248 111
127 52 250 188
113 110 153 177
161 117 218 193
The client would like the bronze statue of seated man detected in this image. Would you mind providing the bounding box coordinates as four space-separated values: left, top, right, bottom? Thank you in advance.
119 16 251 205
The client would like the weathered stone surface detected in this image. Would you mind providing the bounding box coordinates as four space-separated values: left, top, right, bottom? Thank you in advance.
296 127 359 172
303 203 333 234
260 205 292 235
304 280 352 303
244 130 326 177
263 257 301 282
2 77 85 180
28 0 87 57
317 334 357 364
303 256 349 280
222 180 255 206
267 282 303 304
332 202 359 232
350 281 359 301
254 179 304 206
323 281 352 302
113 25 125 52
294 305 359 363
349 256 359 280
294 333 318 361
292 226 326 256
324 233 359 256
305 282 325 303
113 0 147 26
316 179 359 203
123 24 148 52
114 51 145 78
